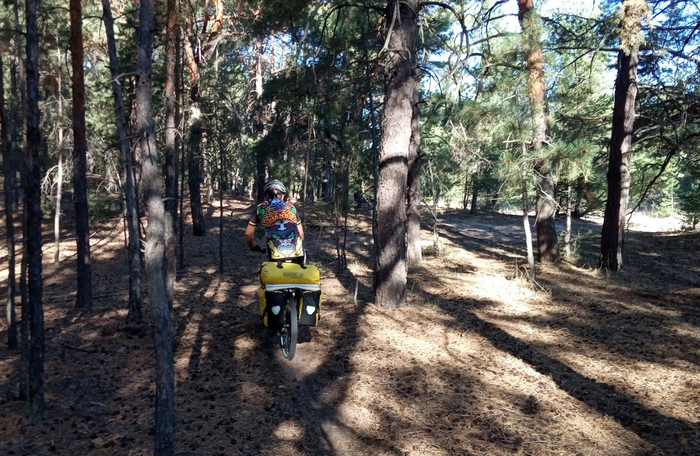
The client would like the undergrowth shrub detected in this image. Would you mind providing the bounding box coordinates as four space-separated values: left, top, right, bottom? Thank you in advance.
88 192 121 221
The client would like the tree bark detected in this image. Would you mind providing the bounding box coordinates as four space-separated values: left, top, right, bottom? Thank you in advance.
522 160 536 283
70 0 92 308
25 0 45 420
102 0 143 322
406 82 422 267
13 0 29 398
183 0 223 235
1 55 18 350
164 0 180 304
518 0 560 263
374 0 417 308
253 38 267 203
565 183 572 259
470 163 480 215
53 46 64 265
136 0 175 452
601 49 639 271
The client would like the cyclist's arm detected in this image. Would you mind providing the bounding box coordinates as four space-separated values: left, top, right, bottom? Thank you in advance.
245 223 257 249
246 206 261 249
292 204 304 240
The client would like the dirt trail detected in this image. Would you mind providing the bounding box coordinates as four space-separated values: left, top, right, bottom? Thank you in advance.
0 194 699 455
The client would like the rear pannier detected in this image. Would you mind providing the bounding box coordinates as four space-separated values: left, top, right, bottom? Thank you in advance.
259 288 285 330
299 290 322 326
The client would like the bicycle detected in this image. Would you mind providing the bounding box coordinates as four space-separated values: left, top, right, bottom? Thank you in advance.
254 247 321 361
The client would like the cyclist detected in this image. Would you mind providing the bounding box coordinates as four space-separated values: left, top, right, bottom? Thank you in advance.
245 179 306 263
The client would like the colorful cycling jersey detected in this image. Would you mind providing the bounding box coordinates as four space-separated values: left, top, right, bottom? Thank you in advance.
249 198 304 262
248 198 301 228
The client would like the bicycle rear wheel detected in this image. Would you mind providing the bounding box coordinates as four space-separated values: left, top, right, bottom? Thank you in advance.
280 296 298 360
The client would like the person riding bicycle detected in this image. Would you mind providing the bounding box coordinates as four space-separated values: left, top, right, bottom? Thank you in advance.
245 179 306 263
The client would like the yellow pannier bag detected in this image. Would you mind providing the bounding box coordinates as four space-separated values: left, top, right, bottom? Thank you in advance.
258 288 285 329
260 262 320 286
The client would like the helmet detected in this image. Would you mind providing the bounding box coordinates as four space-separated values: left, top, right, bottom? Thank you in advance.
264 179 286 197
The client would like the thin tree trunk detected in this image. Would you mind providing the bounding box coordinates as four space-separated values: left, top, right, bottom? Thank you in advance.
53 47 64 265
427 160 441 252
521 160 536 283
19 209 28 399
565 182 572 259
13 0 30 397
374 0 417 309
178 123 186 269
470 162 480 215
406 81 422 267
136 0 174 451
164 0 180 304
70 0 92 308
13 3 29 391
462 171 469 210
361 25 380 256
26 0 45 420
178 30 185 270
1 55 18 350
102 0 142 322
219 139 224 274
13 0 27 150
253 38 267 203
336 154 351 272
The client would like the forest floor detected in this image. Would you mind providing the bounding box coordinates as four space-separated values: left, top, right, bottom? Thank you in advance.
0 191 699 456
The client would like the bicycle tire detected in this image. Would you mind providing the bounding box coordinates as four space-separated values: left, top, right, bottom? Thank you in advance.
280 295 298 360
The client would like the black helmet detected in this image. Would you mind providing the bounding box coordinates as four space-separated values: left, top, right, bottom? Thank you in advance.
264 179 286 197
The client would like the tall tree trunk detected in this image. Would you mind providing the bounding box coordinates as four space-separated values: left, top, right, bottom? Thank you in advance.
374 0 417 309
70 0 92 308
565 182 572 259
1 56 18 350
406 83 422 267
25 0 45 421
253 38 267 203
102 0 143 322
13 0 29 397
219 140 224 273
136 0 174 452
53 46 64 265
361 25 380 255
601 7 643 270
164 0 180 304
183 0 223 235
178 30 185 270
600 0 646 271
518 0 560 263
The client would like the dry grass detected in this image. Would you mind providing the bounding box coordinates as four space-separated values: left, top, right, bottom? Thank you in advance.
0 197 699 456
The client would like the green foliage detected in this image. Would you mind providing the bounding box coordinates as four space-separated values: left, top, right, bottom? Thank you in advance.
678 162 700 229
88 192 121 222
559 229 598 265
